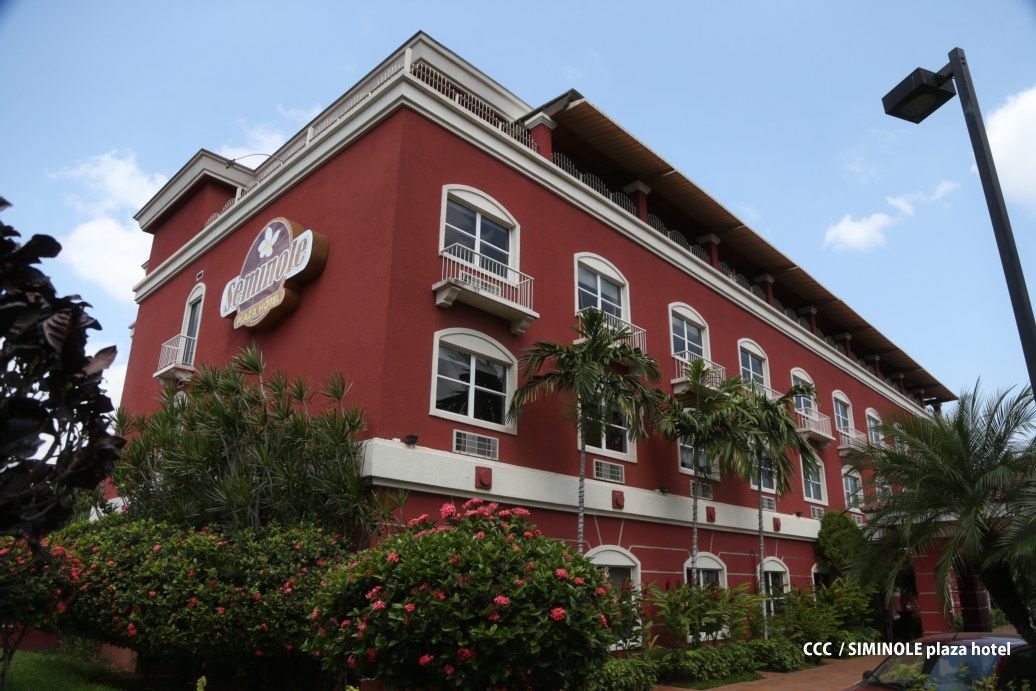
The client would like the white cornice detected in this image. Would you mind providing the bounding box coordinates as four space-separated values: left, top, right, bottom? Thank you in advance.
134 149 254 232
132 71 928 415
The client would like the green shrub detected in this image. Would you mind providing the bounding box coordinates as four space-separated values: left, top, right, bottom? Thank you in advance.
743 638 806 672
647 582 761 647
586 657 658 691
815 578 876 630
1 538 64 682
815 511 866 579
768 587 838 644
309 499 634 689
651 642 756 683
51 516 346 686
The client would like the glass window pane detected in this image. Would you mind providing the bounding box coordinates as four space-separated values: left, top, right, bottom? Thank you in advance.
578 288 598 311
474 356 506 392
185 299 202 338
578 266 598 294
473 389 505 424
599 276 622 307
446 200 477 233
480 243 508 267
600 299 622 318
444 226 476 253
479 217 510 253
435 377 469 415
606 566 632 590
437 345 471 382
604 424 627 453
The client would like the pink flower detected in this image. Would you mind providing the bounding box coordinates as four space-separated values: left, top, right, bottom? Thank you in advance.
523 531 534 539
513 507 531 517
443 663 455 676
55 602 66 613
260 622 269 631
595 587 607 596
598 614 610 628
437 591 447 601
357 620 367 632
463 497 483 509
365 585 383 600
457 647 474 661
404 603 416 613
187 598 199 607
0 548 9 557
339 619 351 628
497 509 512 518
126 622 138 637
407 513 430 528
419 654 435 666
284 643 294 652
550 607 566 621
386 552 400 563
475 531 486 540
151 544 161 553
253 592 262 601
148 590 157 598
367 648 377 663
311 608 321 620
555 568 569 580
487 613 500 622
448 555 460 565
372 600 386 611
216 606 225 616
493 595 510 606
440 503 457 519
573 577 585 585
347 655 357 669
525 561 536 573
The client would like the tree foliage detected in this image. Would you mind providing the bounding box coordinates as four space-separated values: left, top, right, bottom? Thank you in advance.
0 220 123 539
114 345 394 541
815 511 866 579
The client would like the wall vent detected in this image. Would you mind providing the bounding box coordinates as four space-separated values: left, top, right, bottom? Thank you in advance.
593 459 625 484
458 271 502 296
761 495 777 512
453 430 499 461
810 506 825 520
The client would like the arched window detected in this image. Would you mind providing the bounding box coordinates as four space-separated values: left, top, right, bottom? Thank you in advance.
789 368 815 415
761 557 790 615
439 185 520 274
737 338 769 388
180 283 205 366
683 552 728 588
430 329 517 434
865 409 883 444
586 545 640 590
842 467 864 511
832 391 854 433
669 303 710 361
574 253 630 322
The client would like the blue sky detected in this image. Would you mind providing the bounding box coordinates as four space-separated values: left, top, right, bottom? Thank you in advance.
2 1 1035 406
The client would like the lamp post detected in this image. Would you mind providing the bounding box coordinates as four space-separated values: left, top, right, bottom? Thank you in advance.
883 48 1036 392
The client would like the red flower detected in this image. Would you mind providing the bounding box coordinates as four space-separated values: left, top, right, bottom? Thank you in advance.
598 614 610 628
365 585 383 600
187 570 197 578
525 561 535 573
475 531 486 540
595 587 607 596
188 598 199 608
151 544 161 553
367 648 377 663
513 507 531 517
487 613 500 622
437 592 447 601
554 568 569 580
522 531 534 539
493 595 510 606
497 509 512 518
386 552 400 563
419 654 434 666
216 606 225 616
126 623 138 637
311 607 322 620
284 643 294 652
457 647 474 661
448 555 460 565
347 655 357 669
372 600 386 611
357 620 367 632
55 602 66 613
462 497 483 509
404 603 416 613
549 607 566 621
443 663 455 676
573 577 585 585
440 503 457 519
253 592 262 601
254 649 263 657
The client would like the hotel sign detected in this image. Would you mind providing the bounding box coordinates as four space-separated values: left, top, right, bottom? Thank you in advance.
219 217 328 330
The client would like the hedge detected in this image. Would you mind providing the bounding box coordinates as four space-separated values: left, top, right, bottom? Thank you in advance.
652 637 807 683
586 657 659 691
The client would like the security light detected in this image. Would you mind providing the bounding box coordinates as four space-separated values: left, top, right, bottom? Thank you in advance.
882 68 955 123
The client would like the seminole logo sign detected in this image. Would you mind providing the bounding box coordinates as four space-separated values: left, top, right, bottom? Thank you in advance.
219 218 328 330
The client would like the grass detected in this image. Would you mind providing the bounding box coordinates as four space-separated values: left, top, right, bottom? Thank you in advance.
6 650 128 691
667 671 765 689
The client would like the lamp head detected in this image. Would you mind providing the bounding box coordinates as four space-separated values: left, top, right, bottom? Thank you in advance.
882 67 956 123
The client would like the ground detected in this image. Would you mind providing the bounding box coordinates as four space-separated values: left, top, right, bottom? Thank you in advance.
655 655 885 691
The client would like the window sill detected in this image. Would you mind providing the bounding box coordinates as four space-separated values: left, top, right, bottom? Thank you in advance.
584 446 636 463
429 408 516 436
804 496 829 507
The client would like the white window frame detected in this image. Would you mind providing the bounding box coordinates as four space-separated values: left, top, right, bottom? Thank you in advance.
438 185 520 270
683 552 728 589
179 283 205 366
789 367 816 414
677 438 720 481
832 391 854 432
842 466 864 512
429 328 517 435
761 557 790 615
578 404 637 463
586 545 641 590
737 338 770 388
750 452 778 494
801 455 827 506
573 253 631 322
669 302 711 360
865 409 883 444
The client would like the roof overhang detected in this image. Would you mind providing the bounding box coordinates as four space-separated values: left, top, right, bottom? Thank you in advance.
134 149 255 233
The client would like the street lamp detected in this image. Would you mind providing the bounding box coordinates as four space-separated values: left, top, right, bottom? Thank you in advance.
883 48 1036 392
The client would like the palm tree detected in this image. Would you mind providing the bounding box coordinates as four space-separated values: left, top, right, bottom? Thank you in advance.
653 359 743 584
846 385 1036 646
508 308 661 553
715 380 821 630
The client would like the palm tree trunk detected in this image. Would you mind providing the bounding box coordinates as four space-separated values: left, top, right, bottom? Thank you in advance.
981 562 1036 646
577 440 586 554
690 474 699 585
758 450 768 639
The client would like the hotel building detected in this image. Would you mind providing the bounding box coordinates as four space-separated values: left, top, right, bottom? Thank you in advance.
122 33 956 633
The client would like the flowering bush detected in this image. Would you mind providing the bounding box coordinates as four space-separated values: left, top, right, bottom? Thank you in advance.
309 500 635 689
50 516 347 686
0 538 64 684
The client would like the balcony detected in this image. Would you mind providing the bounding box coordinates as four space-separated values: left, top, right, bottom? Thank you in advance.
433 244 539 335
578 308 646 351
671 351 727 391
794 407 835 445
837 427 868 454
154 334 197 381
742 378 782 402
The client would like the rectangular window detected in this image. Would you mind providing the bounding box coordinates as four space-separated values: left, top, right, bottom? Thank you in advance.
764 571 786 615
810 506 825 520
834 398 852 432
803 461 824 501
792 375 813 414
593 459 625 484
761 495 777 511
672 316 704 358
583 406 628 454
443 199 511 275
577 265 623 318
686 568 721 588
435 345 507 424
678 439 717 479
843 471 863 509
453 430 499 460
867 415 882 444
752 453 776 492
740 348 765 385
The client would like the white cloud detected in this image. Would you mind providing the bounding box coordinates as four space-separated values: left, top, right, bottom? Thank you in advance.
823 212 896 252
51 150 167 216
986 84 1036 213
886 179 960 216
217 123 287 167
102 363 127 408
838 150 879 184
563 66 585 83
62 217 151 302
276 104 322 124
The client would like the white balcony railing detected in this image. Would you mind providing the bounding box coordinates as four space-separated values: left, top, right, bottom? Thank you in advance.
742 378 782 402
838 427 868 451
156 334 197 376
672 350 727 386
579 308 646 351
795 407 834 440
440 244 533 310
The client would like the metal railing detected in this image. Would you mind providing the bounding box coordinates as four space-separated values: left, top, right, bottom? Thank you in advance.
440 244 533 310
795 407 833 438
552 152 637 215
673 350 727 385
579 308 646 351
742 378 782 401
157 334 197 372
837 427 868 450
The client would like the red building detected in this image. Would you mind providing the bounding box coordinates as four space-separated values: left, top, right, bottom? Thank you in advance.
123 33 956 633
